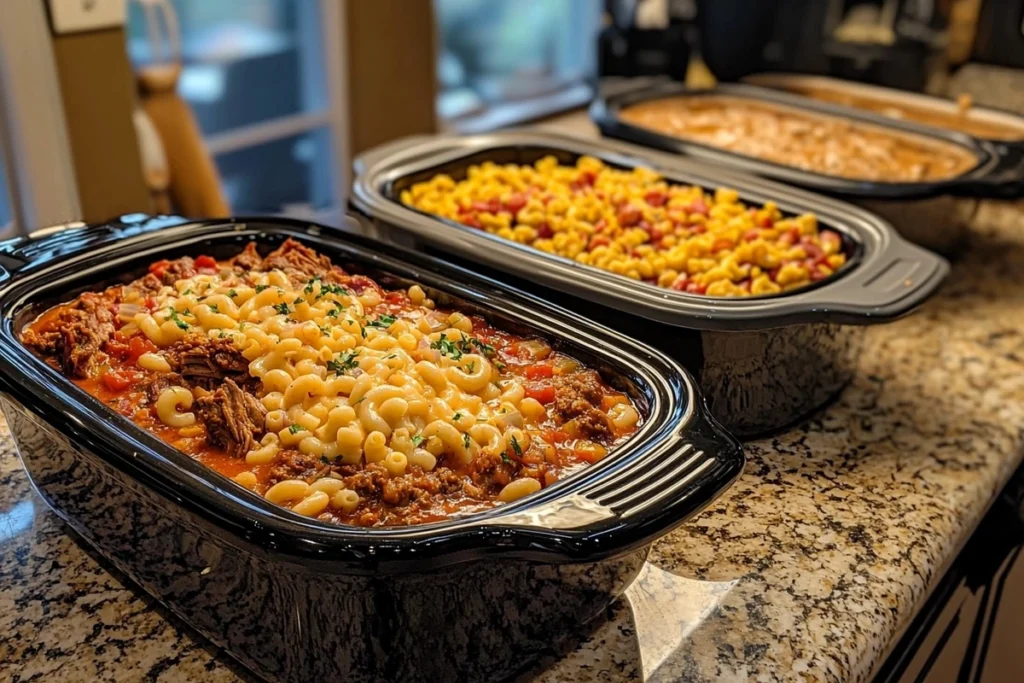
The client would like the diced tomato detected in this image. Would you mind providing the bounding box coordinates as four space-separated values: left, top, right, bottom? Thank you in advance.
803 242 824 259
105 339 131 360
758 214 774 228
588 235 611 251
685 281 708 295
503 193 527 214
644 191 668 207
536 222 553 239
195 255 217 269
472 199 501 214
524 383 556 404
525 364 554 380
689 199 709 215
544 428 570 444
143 297 156 311
810 267 830 282
617 204 642 227
148 259 170 280
575 170 596 187
711 238 733 252
102 369 132 392
648 228 665 242
670 276 689 291
593 218 608 233
690 224 707 235
128 335 157 362
743 229 761 242
460 214 483 229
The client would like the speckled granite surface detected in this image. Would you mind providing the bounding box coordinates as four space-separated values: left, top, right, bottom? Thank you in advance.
4 98 1024 683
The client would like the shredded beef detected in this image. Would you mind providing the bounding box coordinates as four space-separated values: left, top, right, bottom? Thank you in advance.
553 370 612 441
135 273 164 294
195 379 266 456
159 256 197 285
165 334 251 388
231 242 263 271
261 238 338 279
22 292 115 378
268 450 323 484
144 372 186 403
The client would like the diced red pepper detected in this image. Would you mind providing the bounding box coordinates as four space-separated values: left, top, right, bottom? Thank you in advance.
128 335 157 363
503 193 527 214
575 170 596 187
143 297 156 311
471 199 501 214
743 229 761 242
525 364 554 380
648 228 665 242
536 222 553 239
670 276 689 291
689 199 709 215
711 238 733 252
102 369 132 392
803 242 824 260
148 259 171 280
617 205 642 227
460 215 483 229
524 383 556 404
593 218 607 233
195 255 217 269
685 281 708 295
588 235 611 251
758 214 774 228
644 191 668 207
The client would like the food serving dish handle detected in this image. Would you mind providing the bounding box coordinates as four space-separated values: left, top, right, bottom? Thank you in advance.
792 234 947 320
477 395 742 559
957 142 1024 197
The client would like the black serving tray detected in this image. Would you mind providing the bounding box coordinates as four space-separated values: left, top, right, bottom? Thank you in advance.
0 213 743 683
352 130 948 435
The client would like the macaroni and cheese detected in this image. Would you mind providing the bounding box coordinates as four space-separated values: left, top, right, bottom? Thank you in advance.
401 155 849 297
22 240 639 526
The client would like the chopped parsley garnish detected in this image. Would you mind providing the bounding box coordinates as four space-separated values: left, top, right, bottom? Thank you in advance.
197 296 206 302
383 353 397 360
430 337 463 360
304 278 318 295
288 424 306 434
510 435 523 458
255 284 269 293
318 324 332 336
366 314 397 329
411 435 424 447
321 282 349 297
495 360 507 371
327 308 340 318
452 412 462 421
294 297 305 304
167 309 189 330
182 288 192 296
466 361 475 373
228 289 237 298
462 432 471 449
326 349 360 375
320 455 331 464
273 302 291 316
360 326 366 339
208 303 219 313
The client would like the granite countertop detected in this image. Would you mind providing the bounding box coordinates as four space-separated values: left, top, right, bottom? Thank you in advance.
5 94 1024 683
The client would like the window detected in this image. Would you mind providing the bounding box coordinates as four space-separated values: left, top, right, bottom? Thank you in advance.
434 0 602 131
126 0 343 218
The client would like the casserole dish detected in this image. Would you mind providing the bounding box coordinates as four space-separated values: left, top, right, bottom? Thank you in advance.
590 82 1024 253
351 130 949 436
743 73 1024 142
0 213 744 683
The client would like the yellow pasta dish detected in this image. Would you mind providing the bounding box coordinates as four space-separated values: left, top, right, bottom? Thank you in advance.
400 155 849 297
